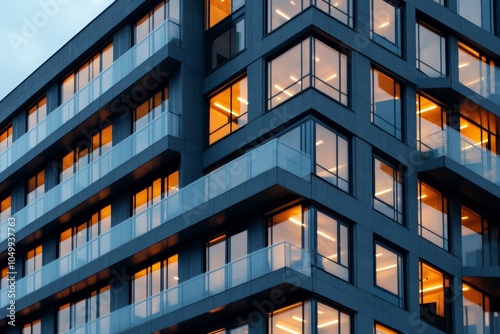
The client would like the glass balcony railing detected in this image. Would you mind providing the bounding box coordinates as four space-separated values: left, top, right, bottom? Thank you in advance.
418 120 500 186
67 242 312 334
0 140 311 307
0 110 180 242
0 19 180 175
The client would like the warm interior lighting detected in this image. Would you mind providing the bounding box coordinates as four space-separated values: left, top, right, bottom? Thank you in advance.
461 216 469 220
290 1 296 5
458 63 469 68
316 140 324 145
417 195 427 200
276 324 300 334
317 320 339 328
292 316 303 322
237 97 249 105
173 276 179 280
214 102 240 116
276 9 291 21
289 217 303 226
376 264 397 272
274 84 294 97
460 124 469 130
326 73 338 81
290 75 299 81
462 139 488 150
379 21 390 28
466 77 484 86
375 188 392 196
462 286 470 291
417 105 437 114
317 230 336 241
419 285 442 293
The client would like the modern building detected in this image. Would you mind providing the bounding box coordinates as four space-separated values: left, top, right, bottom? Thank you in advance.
0 0 499 333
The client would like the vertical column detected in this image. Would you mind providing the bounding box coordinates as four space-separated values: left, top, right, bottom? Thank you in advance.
46 83 60 114
113 23 132 60
247 59 265 122
12 110 27 141
111 193 130 228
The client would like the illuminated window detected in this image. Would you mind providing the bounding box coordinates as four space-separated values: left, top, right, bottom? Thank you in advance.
61 43 113 103
268 205 305 250
0 124 13 153
371 68 402 139
268 0 353 32
25 245 43 276
463 282 500 333
132 171 179 215
316 210 349 280
59 205 111 258
209 76 248 144
458 42 500 103
211 323 249 334
374 323 398 334
22 319 41 334
1 267 7 289
207 0 244 28
206 231 247 292
417 181 448 250
135 0 180 44
60 125 113 182
269 300 351 333
132 255 178 317
57 286 110 333
210 19 245 70
416 94 446 153
27 170 45 205
416 22 446 78
461 206 488 267
375 243 404 307
457 0 493 32
133 87 169 132
27 97 47 131
459 102 499 157
0 195 11 223
373 157 403 223
370 0 401 55
268 37 348 109
419 261 451 331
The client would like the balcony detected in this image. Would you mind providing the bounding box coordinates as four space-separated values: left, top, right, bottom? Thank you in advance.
67 242 311 334
418 120 500 187
0 140 311 307
0 110 180 242
0 19 181 175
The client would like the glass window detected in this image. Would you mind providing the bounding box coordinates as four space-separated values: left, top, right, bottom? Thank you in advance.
461 206 487 267
268 37 348 109
419 261 451 331
463 282 500 333
268 0 353 32
28 97 47 131
1 266 8 289
315 123 349 191
25 245 43 275
416 94 446 153
459 102 499 156
268 205 305 248
370 0 401 54
209 76 248 144
132 255 178 317
22 319 41 334
373 157 403 223
27 170 45 205
61 43 113 103
417 181 448 250
59 205 111 258
371 68 402 139
57 286 110 333
416 22 446 78
60 125 113 182
458 42 500 103
210 19 245 70
0 195 11 223
375 243 403 306
211 323 249 334
269 300 350 333
374 323 398 334
206 230 247 292
133 87 169 132
207 0 244 28
316 210 349 281
457 0 493 32
0 124 13 153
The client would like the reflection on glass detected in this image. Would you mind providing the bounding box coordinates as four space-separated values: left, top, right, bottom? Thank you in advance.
418 181 448 250
373 157 403 223
22 319 41 334
0 125 13 154
208 0 245 28
211 19 245 70
461 206 486 267
416 94 445 153
268 37 347 109
211 323 249 334
419 262 450 330
0 196 11 224
375 244 402 300
457 0 493 32
371 68 401 139
463 283 500 334
317 302 350 333
133 87 169 132
416 22 446 77
209 77 248 144
27 171 45 205
371 0 401 54
374 323 398 334
28 97 47 131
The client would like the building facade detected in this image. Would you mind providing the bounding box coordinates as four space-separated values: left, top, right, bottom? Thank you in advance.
1 0 499 333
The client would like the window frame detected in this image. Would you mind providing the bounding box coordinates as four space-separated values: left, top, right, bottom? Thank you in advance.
0 123 13 153
208 16 246 71
416 21 447 78
374 241 404 307
27 170 45 205
206 0 245 29
373 155 404 224
417 180 449 251
370 0 402 55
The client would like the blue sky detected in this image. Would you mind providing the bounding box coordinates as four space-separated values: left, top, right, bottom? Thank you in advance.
0 0 116 101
